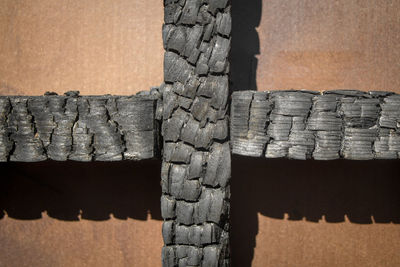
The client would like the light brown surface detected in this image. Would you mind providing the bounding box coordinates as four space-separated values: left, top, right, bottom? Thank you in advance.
231 0 400 92
257 0 400 92
253 215 400 267
1 0 400 267
0 215 163 267
0 0 163 95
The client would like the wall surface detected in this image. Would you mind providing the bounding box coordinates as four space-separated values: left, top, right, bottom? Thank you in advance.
0 161 163 267
231 157 400 267
1 0 400 267
257 0 400 92
0 0 163 95
231 0 400 93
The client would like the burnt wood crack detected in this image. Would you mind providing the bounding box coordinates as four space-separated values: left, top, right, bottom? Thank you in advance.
160 0 232 266
231 90 400 160
0 93 160 162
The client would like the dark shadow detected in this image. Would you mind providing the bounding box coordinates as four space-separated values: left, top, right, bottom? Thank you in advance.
230 156 400 267
0 160 162 221
230 0 262 92
1 157 399 267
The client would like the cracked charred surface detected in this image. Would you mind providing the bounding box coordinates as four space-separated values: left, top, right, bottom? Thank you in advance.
0 93 159 162
160 0 231 266
231 90 400 160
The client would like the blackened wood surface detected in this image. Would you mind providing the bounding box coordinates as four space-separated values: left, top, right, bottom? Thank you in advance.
231 90 400 160
160 0 231 266
0 94 159 162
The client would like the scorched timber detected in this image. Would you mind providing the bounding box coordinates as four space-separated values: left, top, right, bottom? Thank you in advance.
0 93 159 162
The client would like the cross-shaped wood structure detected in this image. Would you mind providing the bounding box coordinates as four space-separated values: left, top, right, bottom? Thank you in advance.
1 1 399 266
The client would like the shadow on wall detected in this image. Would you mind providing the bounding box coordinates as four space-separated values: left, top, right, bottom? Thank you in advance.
0 160 162 221
230 1 400 265
230 0 262 92
230 156 400 267
1 157 399 266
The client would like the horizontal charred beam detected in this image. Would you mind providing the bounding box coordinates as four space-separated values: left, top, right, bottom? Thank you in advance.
0 92 160 162
231 90 400 160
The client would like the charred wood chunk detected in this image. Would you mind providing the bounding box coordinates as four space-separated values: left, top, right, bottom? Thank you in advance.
231 90 400 160
161 0 231 265
0 94 159 162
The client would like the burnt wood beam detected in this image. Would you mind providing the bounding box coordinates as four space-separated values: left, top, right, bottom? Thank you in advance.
160 0 232 266
231 90 400 160
1 0 399 265
0 92 160 162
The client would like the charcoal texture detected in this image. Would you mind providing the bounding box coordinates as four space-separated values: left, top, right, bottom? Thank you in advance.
161 0 231 266
0 93 159 162
231 90 400 160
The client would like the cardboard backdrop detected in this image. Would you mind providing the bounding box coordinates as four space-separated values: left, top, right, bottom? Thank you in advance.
0 0 163 96
1 0 399 266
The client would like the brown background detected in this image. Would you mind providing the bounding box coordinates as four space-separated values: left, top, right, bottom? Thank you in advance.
0 0 164 95
1 0 400 266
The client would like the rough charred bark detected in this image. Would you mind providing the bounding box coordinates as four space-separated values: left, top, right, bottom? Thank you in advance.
0 92 159 162
231 90 400 160
160 0 232 266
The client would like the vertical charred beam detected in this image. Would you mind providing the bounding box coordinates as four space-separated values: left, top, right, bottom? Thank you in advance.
161 0 231 266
